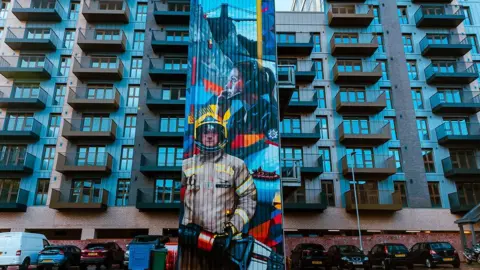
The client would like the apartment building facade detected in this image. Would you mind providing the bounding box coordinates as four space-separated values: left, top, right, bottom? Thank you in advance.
0 0 479 247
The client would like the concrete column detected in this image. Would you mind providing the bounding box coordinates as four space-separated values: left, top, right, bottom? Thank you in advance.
459 225 467 248
471 223 477 246
81 228 96 240
377 0 431 208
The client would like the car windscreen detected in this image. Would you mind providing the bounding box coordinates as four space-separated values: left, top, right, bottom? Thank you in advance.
85 244 108 250
302 244 325 251
42 247 63 253
339 245 362 253
430 243 453 250
387 245 408 253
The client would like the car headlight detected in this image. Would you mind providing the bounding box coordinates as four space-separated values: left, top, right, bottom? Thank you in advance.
364 257 369 261
341 257 350 261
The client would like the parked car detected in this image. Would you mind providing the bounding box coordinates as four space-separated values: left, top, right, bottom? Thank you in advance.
409 242 460 268
368 243 412 270
80 242 125 270
124 235 170 269
328 245 370 269
0 232 50 270
291 243 330 269
37 245 81 270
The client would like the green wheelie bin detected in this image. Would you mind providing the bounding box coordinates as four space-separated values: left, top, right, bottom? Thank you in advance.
151 247 168 270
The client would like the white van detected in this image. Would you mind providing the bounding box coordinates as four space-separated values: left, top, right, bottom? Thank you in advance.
0 232 50 270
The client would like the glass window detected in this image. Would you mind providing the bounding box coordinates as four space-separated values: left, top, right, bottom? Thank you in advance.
318 147 332 172
312 33 321 52
86 85 113 100
403 34 414 53
80 115 110 132
35 178 49 206
130 57 143 78
41 145 56 170
6 114 33 132
124 115 136 138
0 0 9 19
468 35 478 54
47 114 61 137
276 32 296 43
64 29 75 49
443 118 468 136
389 148 402 172
422 148 435 173
394 181 408 207
375 33 384 53
322 180 335 206
314 60 323 80
381 87 393 109
12 83 40 99
346 148 374 169
342 118 369 135
398 6 408 24
339 87 365 103
53 84 66 106
133 31 145 51
280 147 303 178
317 116 329 139
411 88 423 109
120 146 134 171
157 147 183 167
160 117 185 132
116 179 130 206
168 3 190 11
58 56 71 76
0 179 19 204
416 118 429 140
407 61 418 80
317 87 326 108
136 3 147 22
164 58 188 70
91 56 117 68
127 85 140 107
428 182 441 208
76 146 106 166
377 60 388 80
280 118 301 133
385 117 397 140
154 178 181 203
456 182 480 207
161 85 186 100
371 5 380 24
462 7 472 26
69 1 80 20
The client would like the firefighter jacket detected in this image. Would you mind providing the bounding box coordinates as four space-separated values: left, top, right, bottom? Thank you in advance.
181 150 257 234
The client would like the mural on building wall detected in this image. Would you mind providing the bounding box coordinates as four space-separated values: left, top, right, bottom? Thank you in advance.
177 0 284 269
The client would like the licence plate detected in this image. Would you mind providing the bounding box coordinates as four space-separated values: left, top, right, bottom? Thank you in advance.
395 254 406 258
312 261 323 265
88 253 98 256
444 258 454 262
42 259 53 263
354 262 363 265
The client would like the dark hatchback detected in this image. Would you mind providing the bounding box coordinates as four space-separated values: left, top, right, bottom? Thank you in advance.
368 243 413 270
409 242 460 268
80 242 125 270
328 245 370 269
291 243 331 269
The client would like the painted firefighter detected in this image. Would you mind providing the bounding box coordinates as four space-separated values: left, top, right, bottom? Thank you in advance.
178 114 257 269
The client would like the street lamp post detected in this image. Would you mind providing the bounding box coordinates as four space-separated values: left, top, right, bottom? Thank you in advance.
351 151 364 251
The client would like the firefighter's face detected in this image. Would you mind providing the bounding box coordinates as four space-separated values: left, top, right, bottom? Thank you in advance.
225 68 243 97
201 129 219 147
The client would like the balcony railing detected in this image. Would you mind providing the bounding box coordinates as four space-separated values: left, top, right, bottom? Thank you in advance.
12 0 66 21
436 122 480 146
0 118 42 142
448 192 480 214
0 55 53 79
151 30 189 54
341 154 396 180
136 188 181 211
0 188 28 212
149 58 188 81
278 60 316 83
5 27 60 50
67 86 120 111
442 155 480 178
414 5 465 27
335 90 386 114
153 1 190 25
62 118 117 143
146 88 186 111
73 56 124 81
287 89 318 113
82 0 130 23
339 120 391 146
345 190 403 212
283 189 328 211
277 35 314 56
430 91 480 114
330 33 378 56
328 4 374 27
424 62 478 85
0 85 48 110
77 28 127 52
56 152 113 176
420 34 472 57
281 153 325 184
0 151 35 175
140 153 183 175
280 120 322 145
143 119 184 143
333 60 382 85
50 188 108 210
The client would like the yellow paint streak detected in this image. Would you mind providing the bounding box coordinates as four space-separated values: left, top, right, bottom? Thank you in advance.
256 0 263 66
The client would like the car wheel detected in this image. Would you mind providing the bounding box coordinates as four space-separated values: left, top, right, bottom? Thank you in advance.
425 258 435 268
37 266 44 270
408 263 414 270
453 262 460 268
96 264 102 270
61 260 71 270
105 261 113 270
337 262 343 270
19 257 30 270
79 264 88 270
381 260 390 270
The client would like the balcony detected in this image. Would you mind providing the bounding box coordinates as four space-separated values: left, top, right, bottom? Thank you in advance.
341 154 396 180
327 0 366 2
345 190 403 212
278 61 316 84
430 91 480 114
73 57 124 81
420 34 472 57
335 90 386 114
149 59 188 82
0 56 53 80
67 87 120 112
333 61 382 85
277 36 314 57
448 192 479 214
0 86 47 110
153 1 190 25
0 118 42 143
56 152 113 176
82 0 130 23
414 5 465 28
136 189 181 211
61 118 117 143
442 155 480 179
5 28 59 51
328 5 374 27
425 62 478 85
281 154 324 188
77 29 127 53
49 188 108 211
330 33 378 57
140 153 182 177
412 0 452 3
151 30 189 54
0 188 28 212
143 119 183 144
436 123 480 147
281 122 322 145
0 151 35 177
339 121 391 147
287 90 318 114
12 0 65 21
283 189 327 212
146 88 186 113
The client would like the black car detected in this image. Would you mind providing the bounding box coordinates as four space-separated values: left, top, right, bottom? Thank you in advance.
409 242 460 268
80 242 125 270
291 243 330 269
328 245 370 269
368 243 413 270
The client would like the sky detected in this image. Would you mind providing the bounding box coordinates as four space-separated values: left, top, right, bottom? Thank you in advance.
275 0 293 11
